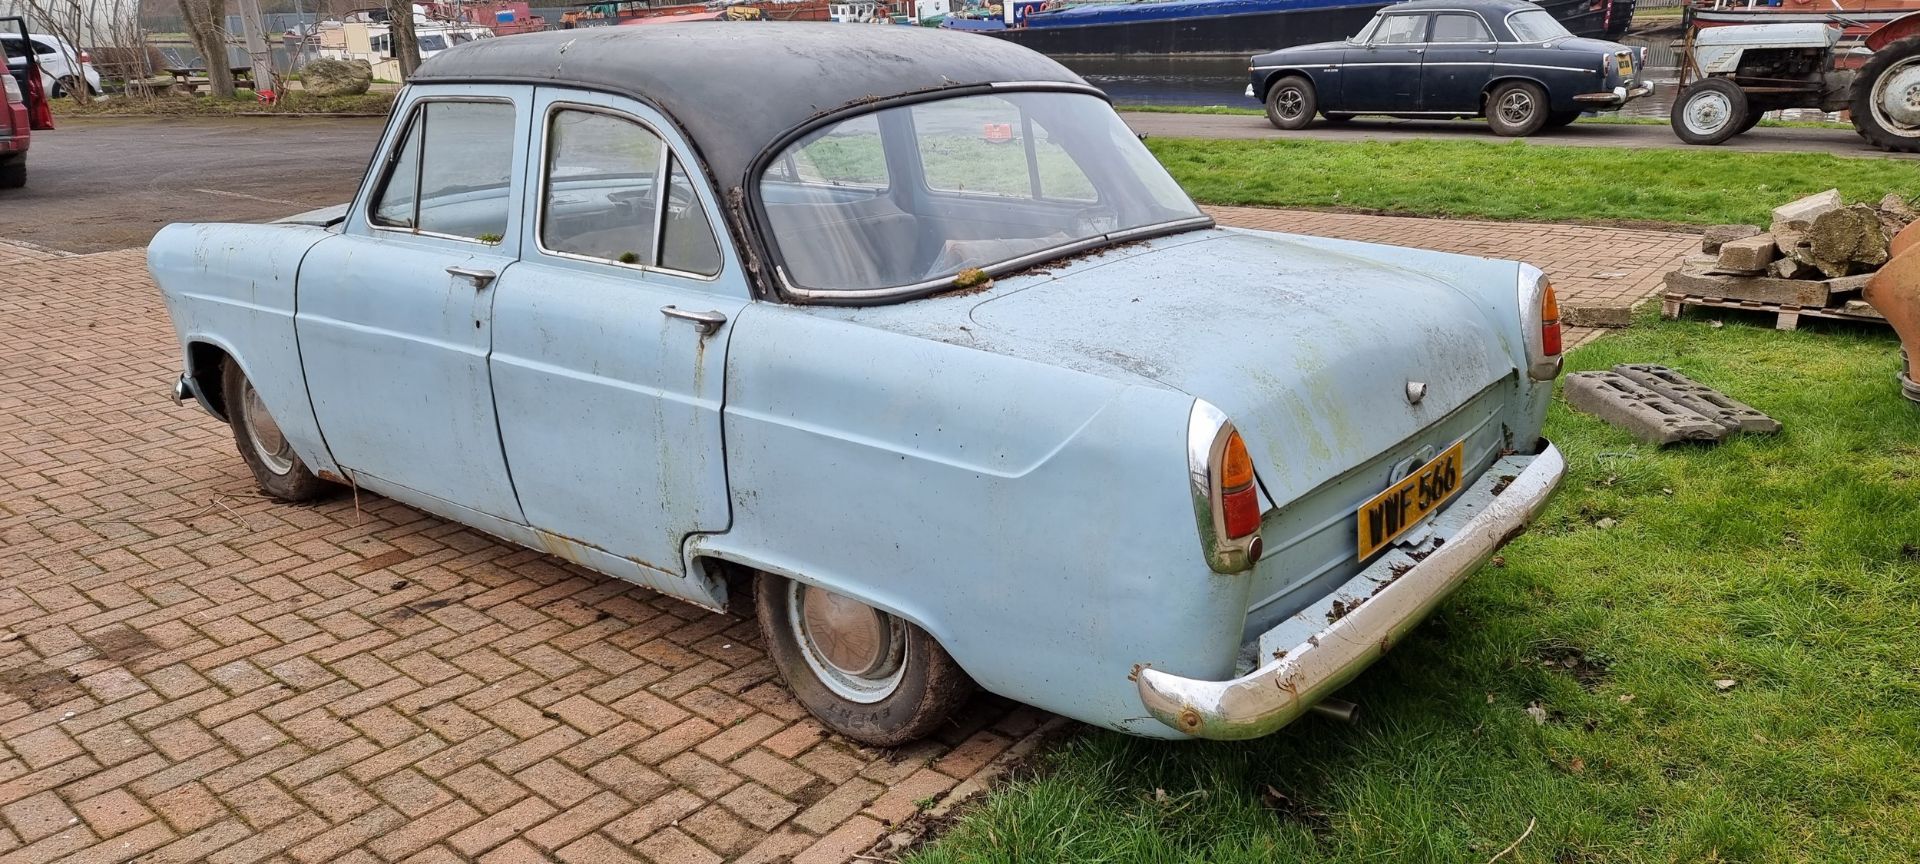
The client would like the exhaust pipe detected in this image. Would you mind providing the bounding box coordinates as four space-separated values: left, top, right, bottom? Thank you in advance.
1309 698 1359 724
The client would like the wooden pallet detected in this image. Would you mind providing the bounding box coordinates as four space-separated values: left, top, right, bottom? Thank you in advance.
1661 293 1888 332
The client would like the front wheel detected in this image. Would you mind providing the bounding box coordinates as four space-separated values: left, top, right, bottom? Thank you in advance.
1852 36 1920 153
755 574 973 746
1671 78 1749 145
222 360 332 501
1265 75 1317 131
1486 81 1550 137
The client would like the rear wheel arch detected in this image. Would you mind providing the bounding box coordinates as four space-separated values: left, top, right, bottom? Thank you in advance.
1480 75 1551 114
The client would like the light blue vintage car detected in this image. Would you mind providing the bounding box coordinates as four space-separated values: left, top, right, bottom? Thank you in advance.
151 23 1566 745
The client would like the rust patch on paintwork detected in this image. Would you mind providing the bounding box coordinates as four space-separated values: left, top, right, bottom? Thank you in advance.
316 469 346 484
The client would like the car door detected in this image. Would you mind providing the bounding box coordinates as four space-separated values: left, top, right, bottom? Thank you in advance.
1420 11 1498 113
485 88 747 581
295 85 532 522
1340 12 1428 112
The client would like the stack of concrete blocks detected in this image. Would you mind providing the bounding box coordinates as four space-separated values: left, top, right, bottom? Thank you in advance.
1663 189 1914 327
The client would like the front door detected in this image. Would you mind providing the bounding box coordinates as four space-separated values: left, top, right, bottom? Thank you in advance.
296 87 533 521
485 89 747 578
1340 12 1428 112
1420 12 1499 113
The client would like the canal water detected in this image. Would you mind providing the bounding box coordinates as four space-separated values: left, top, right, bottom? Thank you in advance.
1064 31 1683 119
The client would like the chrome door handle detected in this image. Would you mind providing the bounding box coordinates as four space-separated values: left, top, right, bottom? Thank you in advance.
661 305 727 335
446 266 497 289
1410 47 1425 54
1478 48 1495 54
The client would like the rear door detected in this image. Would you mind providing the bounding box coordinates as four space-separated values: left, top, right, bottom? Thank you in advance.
485 88 746 579
296 86 532 521
1340 12 1428 112
1420 11 1498 113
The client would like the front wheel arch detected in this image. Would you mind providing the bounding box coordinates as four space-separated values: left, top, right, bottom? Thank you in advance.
187 341 234 420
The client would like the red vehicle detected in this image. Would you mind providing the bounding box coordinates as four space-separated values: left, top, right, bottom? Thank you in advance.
2 15 54 189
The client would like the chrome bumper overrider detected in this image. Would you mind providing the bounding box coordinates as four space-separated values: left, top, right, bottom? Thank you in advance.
1135 442 1567 740
1574 83 1654 105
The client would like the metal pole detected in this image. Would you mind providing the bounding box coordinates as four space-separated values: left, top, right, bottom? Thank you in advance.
234 0 274 93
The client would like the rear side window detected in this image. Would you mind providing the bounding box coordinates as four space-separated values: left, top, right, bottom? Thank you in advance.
539 107 722 276
370 100 515 241
1431 13 1491 43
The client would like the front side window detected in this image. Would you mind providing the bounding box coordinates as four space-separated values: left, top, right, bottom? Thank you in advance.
540 107 721 276
760 91 1203 295
1506 9 1571 42
370 100 515 241
1431 13 1492 43
1371 14 1429 44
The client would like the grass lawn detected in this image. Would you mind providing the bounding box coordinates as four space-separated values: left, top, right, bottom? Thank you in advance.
53 91 396 117
912 316 1920 863
1146 137 1920 226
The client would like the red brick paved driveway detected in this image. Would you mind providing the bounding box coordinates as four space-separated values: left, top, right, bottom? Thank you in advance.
0 211 1693 863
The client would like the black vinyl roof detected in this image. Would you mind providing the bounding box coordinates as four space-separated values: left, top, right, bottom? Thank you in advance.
1381 0 1542 12
412 23 1091 189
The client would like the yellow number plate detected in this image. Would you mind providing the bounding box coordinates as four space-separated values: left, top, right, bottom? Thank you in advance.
1357 439 1464 561
1619 54 1634 77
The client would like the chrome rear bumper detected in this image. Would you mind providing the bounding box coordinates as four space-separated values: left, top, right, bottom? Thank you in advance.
1574 82 1654 105
1135 441 1566 739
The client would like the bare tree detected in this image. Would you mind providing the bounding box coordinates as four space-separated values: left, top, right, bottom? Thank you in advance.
384 0 418 80
178 0 234 98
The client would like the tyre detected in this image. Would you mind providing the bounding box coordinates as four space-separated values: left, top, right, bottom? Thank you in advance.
755 573 973 746
1321 111 1355 124
1544 110 1581 129
1486 81 1550 137
1265 75 1316 131
1738 111 1764 133
53 76 81 98
0 156 22 189
222 359 331 501
1852 36 1920 153
1670 78 1749 146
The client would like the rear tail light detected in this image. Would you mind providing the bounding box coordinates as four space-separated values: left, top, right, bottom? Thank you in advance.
1517 264 1562 381
1188 401 1263 573
1541 281 1563 357
78 51 91 64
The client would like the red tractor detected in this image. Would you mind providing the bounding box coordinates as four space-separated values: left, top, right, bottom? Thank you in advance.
1670 10 1920 151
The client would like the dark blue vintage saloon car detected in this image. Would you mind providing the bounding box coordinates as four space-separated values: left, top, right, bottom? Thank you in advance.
1248 0 1650 136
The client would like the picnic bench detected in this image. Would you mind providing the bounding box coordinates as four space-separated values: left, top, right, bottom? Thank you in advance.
164 66 259 94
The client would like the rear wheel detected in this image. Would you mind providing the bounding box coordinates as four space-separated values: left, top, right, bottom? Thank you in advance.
1671 78 1749 146
1486 81 1549 136
755 573 973 746
1852 36 1920 153
222 359 331 501
1265 75 1316 130
0 156 22 189
53 75 82 98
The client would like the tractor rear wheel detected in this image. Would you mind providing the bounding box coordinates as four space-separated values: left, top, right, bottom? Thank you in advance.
1853 35 1920 153
1671 78 1749 145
